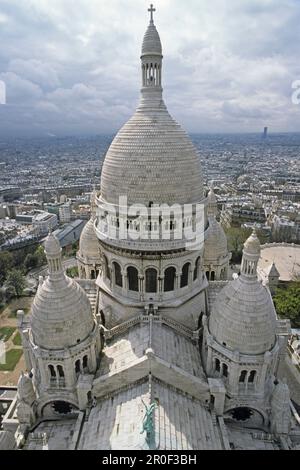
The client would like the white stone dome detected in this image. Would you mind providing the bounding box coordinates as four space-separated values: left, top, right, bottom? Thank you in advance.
209 275 277 355
79 219 100 262
31 275 94 350
141 21 162 56
100 104 204 206
204 218 228 262
30 233 95 350
244 230 261 256
44 232 61 256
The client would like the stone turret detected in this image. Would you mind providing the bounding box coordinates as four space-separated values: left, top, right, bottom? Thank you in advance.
204 186 230 281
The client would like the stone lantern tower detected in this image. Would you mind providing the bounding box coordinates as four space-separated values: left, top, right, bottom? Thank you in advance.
94 7 208 330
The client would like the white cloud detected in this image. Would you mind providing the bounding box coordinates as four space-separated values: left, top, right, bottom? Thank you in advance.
0 0 299 136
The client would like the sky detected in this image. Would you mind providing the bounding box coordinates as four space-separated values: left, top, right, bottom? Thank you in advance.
0 0 300 137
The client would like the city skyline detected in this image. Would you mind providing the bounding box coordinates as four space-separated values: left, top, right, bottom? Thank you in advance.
0 0 300 138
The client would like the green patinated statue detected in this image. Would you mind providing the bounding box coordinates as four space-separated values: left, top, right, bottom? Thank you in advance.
140 399 157 443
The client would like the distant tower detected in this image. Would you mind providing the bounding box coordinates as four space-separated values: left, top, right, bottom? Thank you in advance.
263 127 268 139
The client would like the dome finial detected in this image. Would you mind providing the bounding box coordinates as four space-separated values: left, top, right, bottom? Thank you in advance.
148 4 156 23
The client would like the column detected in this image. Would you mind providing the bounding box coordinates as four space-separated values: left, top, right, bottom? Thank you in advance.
139 275 144 301
175 272 180 290
122 270 127 296
158 277 164 301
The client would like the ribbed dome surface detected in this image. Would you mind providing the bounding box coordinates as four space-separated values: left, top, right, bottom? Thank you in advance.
79 219 100 261
31 275 94 350
209 276 277 355
142 22 162 56
44 233 61 256
204 218 228 262
100 104 204 206
244 231 261 255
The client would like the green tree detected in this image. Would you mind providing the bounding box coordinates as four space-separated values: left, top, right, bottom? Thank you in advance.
5 270 26 298
35 245 46 267
0 288 5 308
274 282 300 327
24 253 39 271
225 227 252 263
0 251 14 284
66 266 79 278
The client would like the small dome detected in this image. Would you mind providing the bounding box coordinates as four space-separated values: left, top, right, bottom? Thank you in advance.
209 275 277 355
79 219 100 262
44 232 61 256
204 218 228 262
244 230 260 256
141 21 162 56
207 186 218 218
17 373 36 405
31 273 95 350
207 187 217 205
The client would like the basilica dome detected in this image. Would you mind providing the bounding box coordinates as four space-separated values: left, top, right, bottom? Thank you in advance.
79 218 100 262
204 218 228 262
30 233 95 350
208 231 277 355
100 15 204 207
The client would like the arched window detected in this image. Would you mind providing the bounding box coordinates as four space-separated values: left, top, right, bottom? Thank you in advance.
83 356 88 371
164 267 176 292
180 263 190 288
75 360 81 375
222 363 228 377
211 271 215 281
57 365 64 378
193 257 201 281
91 270 96 280
239 370 247 383
215 358 220 373
113 262 123 287
248 370 256 383
127 266 139 292
206 271 210 281
48 365 56 378
145 268 157 293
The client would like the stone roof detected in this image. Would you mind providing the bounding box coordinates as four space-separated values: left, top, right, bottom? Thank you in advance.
31 275 95 350
100 105 203 207
243 229 261 256
30 233 95 350
78 218 100 262
209 275 277 354
141 20 162 56
204 217 228 263
98 322 206 381
78 378 223 450
44 232 61 256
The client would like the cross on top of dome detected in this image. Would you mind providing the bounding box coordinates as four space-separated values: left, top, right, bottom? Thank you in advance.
148 4 156 23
